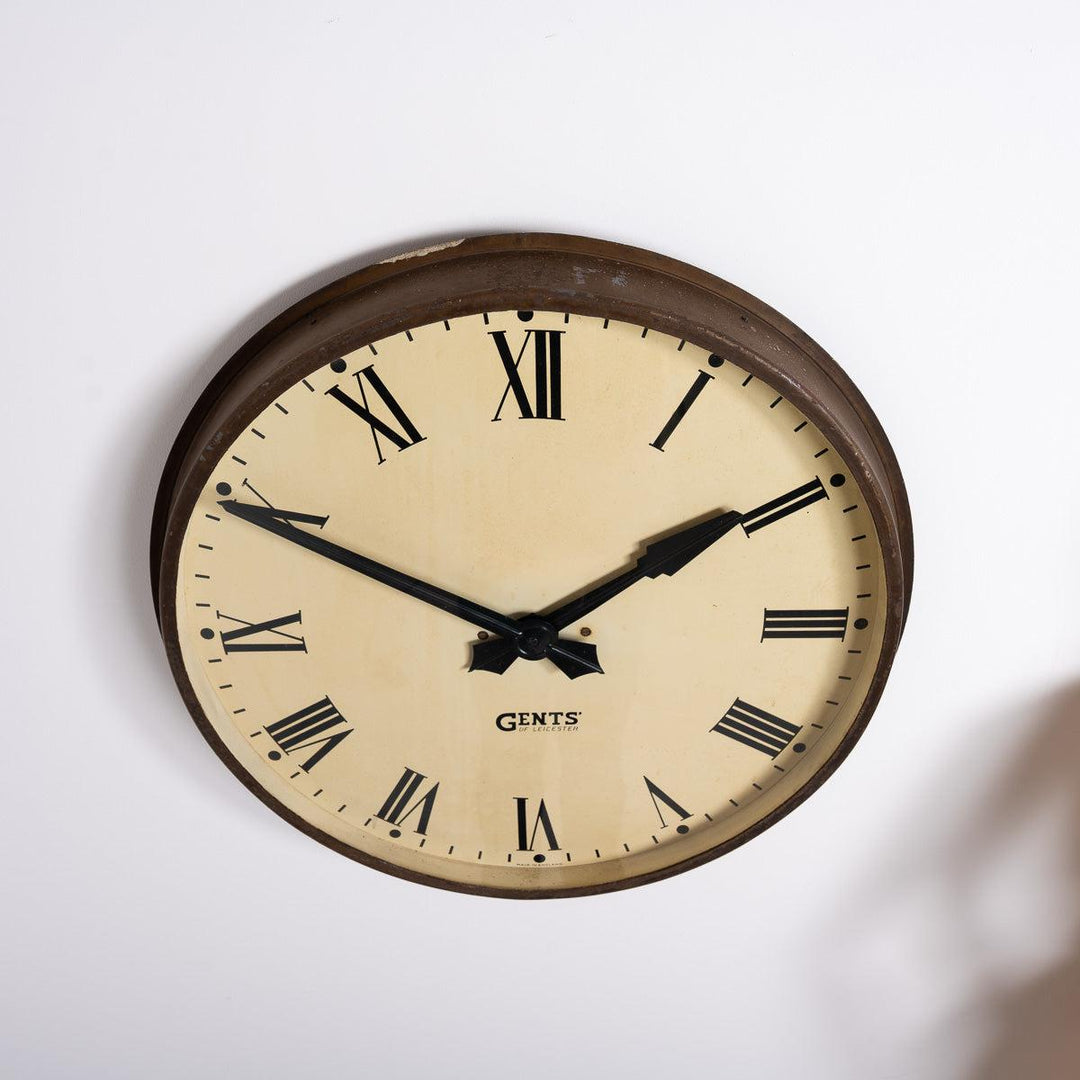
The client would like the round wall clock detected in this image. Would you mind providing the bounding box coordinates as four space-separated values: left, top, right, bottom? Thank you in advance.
152 234 913 898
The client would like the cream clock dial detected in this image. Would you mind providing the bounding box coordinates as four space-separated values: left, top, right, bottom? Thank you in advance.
153 235 912 897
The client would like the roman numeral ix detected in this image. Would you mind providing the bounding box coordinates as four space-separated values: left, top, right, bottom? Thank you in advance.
375 767 439 835
217 610 307 653
327 363 425 464
264 695 352 772
711 698 801 758
761 607 849 641
490 329 564 420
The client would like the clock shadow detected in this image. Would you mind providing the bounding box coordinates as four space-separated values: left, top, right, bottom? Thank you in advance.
818 681 1080 1078
88 228 527 801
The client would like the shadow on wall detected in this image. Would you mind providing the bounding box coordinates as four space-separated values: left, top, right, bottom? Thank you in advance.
961 682 1080 1079
821 681 1080 1079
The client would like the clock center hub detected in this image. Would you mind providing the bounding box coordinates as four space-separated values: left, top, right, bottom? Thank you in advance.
516 616 558 660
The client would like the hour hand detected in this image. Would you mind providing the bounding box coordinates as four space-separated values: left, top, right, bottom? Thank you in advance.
469 509 742 675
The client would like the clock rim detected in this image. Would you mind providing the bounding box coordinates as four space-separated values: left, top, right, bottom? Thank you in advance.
151 233 913 899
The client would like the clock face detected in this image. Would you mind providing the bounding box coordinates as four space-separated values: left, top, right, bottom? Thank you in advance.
168 306 892 896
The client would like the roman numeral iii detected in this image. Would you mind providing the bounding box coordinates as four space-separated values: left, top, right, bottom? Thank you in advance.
490 329 564 420
741 478 828 535
263 695 352 772
711 698 801 758
761 607 849 641
217 610 307 653
375 767 440 835
515 797 560 851
326 364 425 464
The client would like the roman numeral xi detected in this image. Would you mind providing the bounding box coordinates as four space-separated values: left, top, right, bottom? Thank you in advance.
263 695 352 772
326 363 425 464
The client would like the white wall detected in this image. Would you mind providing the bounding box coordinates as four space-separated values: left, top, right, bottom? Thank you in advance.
4 3 1079 1077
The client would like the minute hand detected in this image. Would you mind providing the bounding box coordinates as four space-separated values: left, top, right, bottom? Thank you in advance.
219 499 602 679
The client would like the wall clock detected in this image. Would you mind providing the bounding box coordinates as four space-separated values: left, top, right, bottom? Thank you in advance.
152 234 913 898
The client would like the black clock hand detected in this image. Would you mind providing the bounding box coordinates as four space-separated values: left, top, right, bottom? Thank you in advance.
470 509 743 674
220 500 601 678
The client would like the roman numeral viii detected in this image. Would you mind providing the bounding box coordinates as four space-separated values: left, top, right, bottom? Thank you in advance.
490 329 564 420
217 610 307 653
515 797 560 851
263 695 352 772
761 607 849 641
326 364 425 464
741 478 828 535
375 766 439 835
711 698 801 758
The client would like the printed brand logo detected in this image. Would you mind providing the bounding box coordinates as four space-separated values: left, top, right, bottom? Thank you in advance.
496 711 581 733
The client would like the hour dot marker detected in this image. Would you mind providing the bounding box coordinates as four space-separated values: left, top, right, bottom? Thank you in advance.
854 617 869 630
267 750 281 761
389 828 401 839
215 482 232 496
330 358 347 373
707 354 723 367
676 824 690 835
533 853 546 863
793 743 806 753
517 310 533 322
200 627 214 640
830 473 846 487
